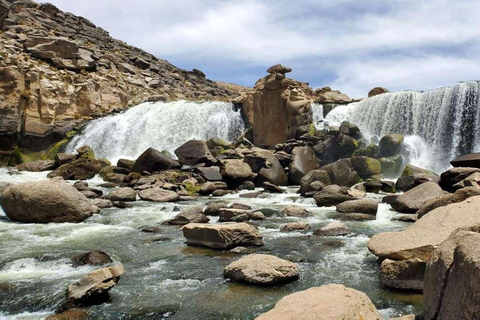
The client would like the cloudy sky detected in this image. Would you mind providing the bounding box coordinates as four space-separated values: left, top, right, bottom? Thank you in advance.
48 0 480 98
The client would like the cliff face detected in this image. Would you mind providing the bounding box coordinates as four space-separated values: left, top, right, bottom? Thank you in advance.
0 0 243 152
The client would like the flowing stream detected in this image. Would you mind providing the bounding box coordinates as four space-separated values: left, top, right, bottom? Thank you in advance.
67 101 245 163
325 81 480 173
0 168 421 319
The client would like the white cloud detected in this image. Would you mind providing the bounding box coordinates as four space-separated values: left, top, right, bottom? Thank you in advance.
47 0 480 97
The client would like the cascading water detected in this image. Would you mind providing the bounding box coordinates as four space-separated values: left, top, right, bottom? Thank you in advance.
325 81 480 173
311 103 324 129
67 100 245 162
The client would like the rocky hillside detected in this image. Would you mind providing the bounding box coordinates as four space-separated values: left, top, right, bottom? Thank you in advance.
0 0 245 153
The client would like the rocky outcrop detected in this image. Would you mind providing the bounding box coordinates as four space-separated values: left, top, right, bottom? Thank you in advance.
1 179 99 223
224 254 299 285
368 87 389 97
0 0 241 152
255 284 381 320
423 227 480 319
182 222 264 249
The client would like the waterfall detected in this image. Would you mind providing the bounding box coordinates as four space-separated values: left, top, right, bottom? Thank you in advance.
325 81 480 173
311 103 324 129
67 101 245 162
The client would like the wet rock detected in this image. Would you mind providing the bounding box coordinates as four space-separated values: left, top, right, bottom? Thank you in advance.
244 149 288 186
199 182 217 195
76 146 95 160
379 155 404 177
224 254 299 285
363 181 382 193
203 201 228 216
48 159 102 180
401 164 438 178
417 187 480 218
229 246 252 254
1 179 99 223
249 211 266 220
423 227 480 320
237 181 255 190
450 152 480 168
112 201 132 209
15 159 56 172
174 140 216 166
288 146 320 184
281 205 310 217
229 203 252 210
333 212 376 221
182 222 264 249
196 166 223 181
299 169 331 195
313 189 355 207
255 284 381 320
314 221 351 236
336 199 378 215
46 309 89 320
379 134 404 157
280 222 311 232
353 143 379 158
339 121 362 139
72 251 113 266
65 264 124 309
91 199 113 209
220 159 255 182
138 188 179 202
350 156 381 179
239 191 263 198
383 194 399 204
163 206 209 225
320 159 360 187
368 196 480 261
381 180 396 193
219 208 251 222
117 159 135 170
391 182 445 213
262 182 283 193
55 153 76 167
368 87 389 97
132 148 180 173
106 187 137 202
380 258 426 291
212 189 234 197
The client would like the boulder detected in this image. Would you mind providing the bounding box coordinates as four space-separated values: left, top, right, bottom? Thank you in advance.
48 159 102 180
440 167 480 191
339 121 361 139
313 187 355 207
379 134 404 157
320 159 360 187
174 140 216 166
224 254 299 285
288 147 320 184
353 143 379 158
451 171 480 191
299 169 331 195
423 227 480 320
401 164 437 178
182 223 264 249
65 264 124 309
314 221 351 236
244 149 288 186
281 205 310 217
379 155 404 177
132 148 180 173
350 156 381 179
46 309 89 320
391 182 445 213
267 64 292 74
196 166 222 181
262 182 283 193
255 284 381 320
117 159 135 170
336 199 378 215
280 222 311 232
1 180 99 223
417 187 480 218
72 251 113 266
368 196 480 261
220 159 254 181
199 182 217 195
106 187 137 202
219 208 251 222
380 258 426 291
203 201 228 216
450 152 480 168
55 153 76 167
163 206 209 225
91 198 113 209
368 87 389 97
138 188 179 202
76 145 95 160
15 160 56 172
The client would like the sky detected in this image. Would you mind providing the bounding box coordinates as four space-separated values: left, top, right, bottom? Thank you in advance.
47 0 480 98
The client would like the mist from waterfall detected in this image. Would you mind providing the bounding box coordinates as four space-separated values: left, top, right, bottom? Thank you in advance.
325 81 480 173
67 101 245 162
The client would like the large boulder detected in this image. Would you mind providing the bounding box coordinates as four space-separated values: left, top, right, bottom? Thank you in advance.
220 159 255 182
450 152 480 168
106 187 137 202
15 160 56 172
391 182 445 213
299 169 331 195
350 156 381 179
336 199 378 215
417 187 480 218
47 159 102 180
1 180 100 223
401 164 437 178
368 196 480 261
379 134 404 157
65 264 124 309
313 186 356 207
224 254 299 285
174 140 216 166
244 149 288 186
380 258 426 291
255 284 381 320
320 159 360 187
288 147 319 184
423 227 480 319
163 206 209 225
132 148 180 173
138 188 179 202
182 223 263 249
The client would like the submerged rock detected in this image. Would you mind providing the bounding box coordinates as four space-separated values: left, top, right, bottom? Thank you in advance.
224 254 299 285
255 284 381 320
1 179 99 223
182 223 264 249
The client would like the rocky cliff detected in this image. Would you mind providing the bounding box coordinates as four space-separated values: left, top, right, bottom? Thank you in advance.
0 0 244 152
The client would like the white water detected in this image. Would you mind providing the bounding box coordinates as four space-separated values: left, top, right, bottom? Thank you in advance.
67 101 245 163
311 103 324 129
326 81 480 173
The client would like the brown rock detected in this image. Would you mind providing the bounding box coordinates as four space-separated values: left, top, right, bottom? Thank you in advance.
280 222 311 232
72 251 113 266
314 221 351 236
336 199 378 215
138 188 179 202
288 147 320 184
391 182 445 213
380 258 426 291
